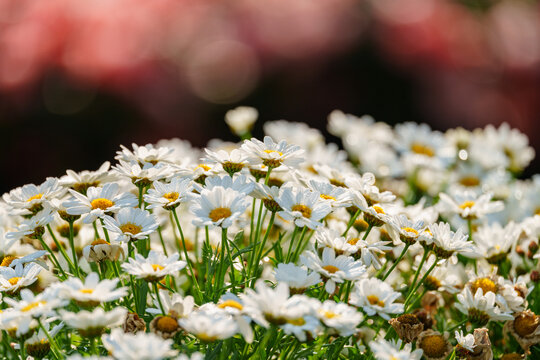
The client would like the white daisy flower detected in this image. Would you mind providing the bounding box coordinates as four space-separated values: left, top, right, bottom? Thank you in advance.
250 183 283 212
429 222 476 262
214 293 255 343
306 179 351 208
455 287 513 325
317 300 363 336
179 307 238 343
264 120 324 151
194 174 255 195
240 280 292 327
147 290 195 319
102 327 178 360
2 250 48 268
144 177 194 210
121 250 187 282
345 173 396 206
394 122 453 171
60 161 114 194
0 308 36 337
274 263 321 293
24 321 64 359
300 247 366 294
0 262 42 293
113 160 175 187
455 330 476 352
387 214 424 245
483 122 535 173
6 207 55 240
57 272 127 305
277 187 332 230
280 312 321 342
474 222 520 264
116 143 175 165
225 106 258 137
369 338 423 360
63 183 138 224
103 207 159 243
203 148 249 176
438 190 504 220
61 307 126 336
190 186 249 229
350 277 404 320
241 136 304 169
4 288 67 319
3 177 64 216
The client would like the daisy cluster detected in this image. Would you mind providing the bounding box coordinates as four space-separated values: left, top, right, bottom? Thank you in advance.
1 108 540 360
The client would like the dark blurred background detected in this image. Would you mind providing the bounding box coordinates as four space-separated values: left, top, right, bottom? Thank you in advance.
1 0 539 193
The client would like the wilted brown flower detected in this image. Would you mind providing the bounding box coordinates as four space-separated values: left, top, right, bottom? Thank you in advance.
388 314 424 343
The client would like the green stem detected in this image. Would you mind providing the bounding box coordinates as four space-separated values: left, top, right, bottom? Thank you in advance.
286 226 300 263
291 226 308 263
250 212 276 285
37 319 60 360
382 243 410 281
408 247 429 295
222 228 236 293
171 208 202 303
362 223 373 240
157 226 168 256
46 224 76 276
67 221 80 277
342 209 361 237
154 282 166 315
38 236 67 279
404 256 439 309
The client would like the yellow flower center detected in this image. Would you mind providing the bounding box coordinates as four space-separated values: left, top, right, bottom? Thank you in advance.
91 239 110 246
8 277 21 286
320 194 336 201
209 207 232 222
420 334 448 358
459 176 480 187
119 223 142 235
197 333 218 342
80 289 94 294
22 301 46 312
156 316 179 333
471 277 497 295
535 207 540 216
322 265 340 274
411 142 435 157
347 238 359 246
287 317 306 326
163 192 179 203
401 227 418 235
291 204 312 219
152 264 164 272
27 193 43 202
1 255 18 267
263 150 283 156
459 201 475 210
367 295 385 307
195 164 211 171
217 300 244 311
91 198 114 210
373 206 385 214
322 310 339 319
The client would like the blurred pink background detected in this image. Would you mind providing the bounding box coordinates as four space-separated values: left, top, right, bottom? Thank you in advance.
1 0 539 191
